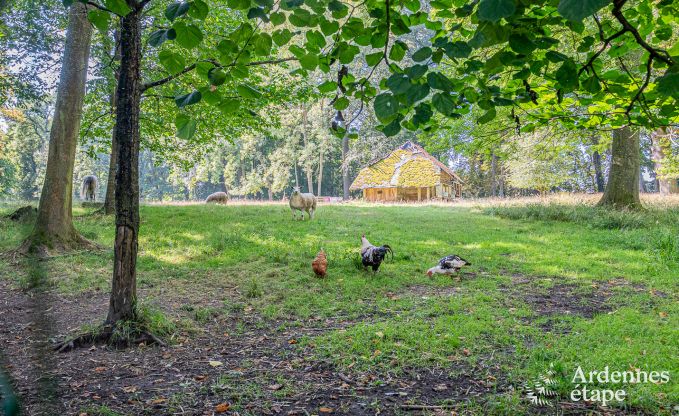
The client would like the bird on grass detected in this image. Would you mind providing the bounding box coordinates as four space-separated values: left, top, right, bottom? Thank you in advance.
360 234 393 273
312 249 328 277
426 255 471 277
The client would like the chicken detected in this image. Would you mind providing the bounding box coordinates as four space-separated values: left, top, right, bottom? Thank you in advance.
360 234 393 273
312 249 328 277
426 255 471 277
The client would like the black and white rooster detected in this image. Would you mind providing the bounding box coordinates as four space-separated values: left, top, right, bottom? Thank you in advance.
426 255 471 277
360 234 393 273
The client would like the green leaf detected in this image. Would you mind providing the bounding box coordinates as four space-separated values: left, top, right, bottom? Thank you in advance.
270 12 286 25
247 7 269 21
582 76 601 93
219 98 241 114
254 33 272 55
374 93 399 122
404 83 429 104
199 86 221 105
148 29 176 47
508 33 535 54
412 47 432 62
413 103 433 126
382 118 402 136
237 84 262 98
159 50 186 74
386 74 411 95
558 0 610 21
299 54 319 70
175 90 202 108
545 50 569 62
173 22 203 49
188 0 209 19
208 68 227 86
477 0 515 22
389 41 407 61
405 64 428 80
444 41 471 58
477 107 496 123
305 30 326 49
175 114 197 139
227 0 251 10
657 66 679 97
272 29 293 46
365 52 383 66
427 72 454 91
555 60 579 89
462 88 479 103
166 2 190 21
87 9 110 32
318 81 337 93
103 0 132 15
333 96 350 110
320 19 339 35
432 93 455 116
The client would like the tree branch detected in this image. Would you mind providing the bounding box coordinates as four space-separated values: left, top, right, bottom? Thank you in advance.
86 1 114 13
611 0 674 66
141 64 197 91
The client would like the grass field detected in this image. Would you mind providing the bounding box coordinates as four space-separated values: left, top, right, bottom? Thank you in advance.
1 200 677 415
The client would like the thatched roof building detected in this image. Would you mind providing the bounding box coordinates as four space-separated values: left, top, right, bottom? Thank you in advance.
350 141 463 202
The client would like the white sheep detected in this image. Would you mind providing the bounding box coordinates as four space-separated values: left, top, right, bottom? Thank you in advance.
289 186 316 220
205 191 228 204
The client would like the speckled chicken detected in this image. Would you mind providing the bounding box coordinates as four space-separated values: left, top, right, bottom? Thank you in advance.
312 249 328 277
360 234 393 273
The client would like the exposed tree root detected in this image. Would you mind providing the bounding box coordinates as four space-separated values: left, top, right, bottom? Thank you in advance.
3 205 37 222
54 324 167 353
13 233 102 260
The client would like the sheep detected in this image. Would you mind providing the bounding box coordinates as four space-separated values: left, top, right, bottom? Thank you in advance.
205 191 228 204
81 175 98 201
289 186 316 220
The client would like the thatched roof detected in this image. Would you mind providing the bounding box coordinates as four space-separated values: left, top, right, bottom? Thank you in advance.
350 141 463 191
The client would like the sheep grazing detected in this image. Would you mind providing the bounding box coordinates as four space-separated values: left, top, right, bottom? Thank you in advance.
81 175 98 201
205 191 228 204
289 186 316 220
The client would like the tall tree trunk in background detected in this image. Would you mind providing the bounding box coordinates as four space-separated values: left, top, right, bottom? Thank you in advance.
597 127 641 209
342 135 349 200
650 127 679 195
22 3 93 254
591 150 605 192
106 7 142 325
490 152 498 197
317 147 323 196
101 30 122 215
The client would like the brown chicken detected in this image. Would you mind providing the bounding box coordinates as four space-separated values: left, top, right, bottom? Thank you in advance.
312 249 328 277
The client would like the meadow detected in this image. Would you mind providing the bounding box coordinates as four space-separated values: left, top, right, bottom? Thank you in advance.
0 199 677 415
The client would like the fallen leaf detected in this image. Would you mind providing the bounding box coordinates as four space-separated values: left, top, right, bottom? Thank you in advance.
209 360 223 367
94 367 106 373
151 398 166 404
268 383 283 391
194 375 207 381
375 331 384 339
433 383 447 391
659 311 668 318
215 402 230 413
462 348 471 356
288 339 297 345
122 386 137 393
162 353 171 359
319 407 334 413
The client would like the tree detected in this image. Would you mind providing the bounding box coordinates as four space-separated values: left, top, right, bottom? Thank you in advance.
598 126 641 208
20 2 93 255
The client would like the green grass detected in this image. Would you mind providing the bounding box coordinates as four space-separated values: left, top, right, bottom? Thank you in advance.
1 201 677 414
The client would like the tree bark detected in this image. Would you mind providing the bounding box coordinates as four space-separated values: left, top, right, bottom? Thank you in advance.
597 127 642 209
650 127 679 195
101 30 122 215
342 135 350 200
317 147 323 196
107 7 142 325
23 2 93 254
490 152 498 197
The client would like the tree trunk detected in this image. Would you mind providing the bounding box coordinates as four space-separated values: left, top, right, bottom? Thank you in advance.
490 152 498 197
107 7 142 325
650 127 679 195
592 150 605 192
101 30 122 215
317 147 323 196
342 135 350 200
23 2 93 254
597 127 641 209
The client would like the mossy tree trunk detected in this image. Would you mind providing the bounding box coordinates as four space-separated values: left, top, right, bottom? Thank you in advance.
23 2 93 255
597 126 642 209
342 135 350 200
106 6 142 324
